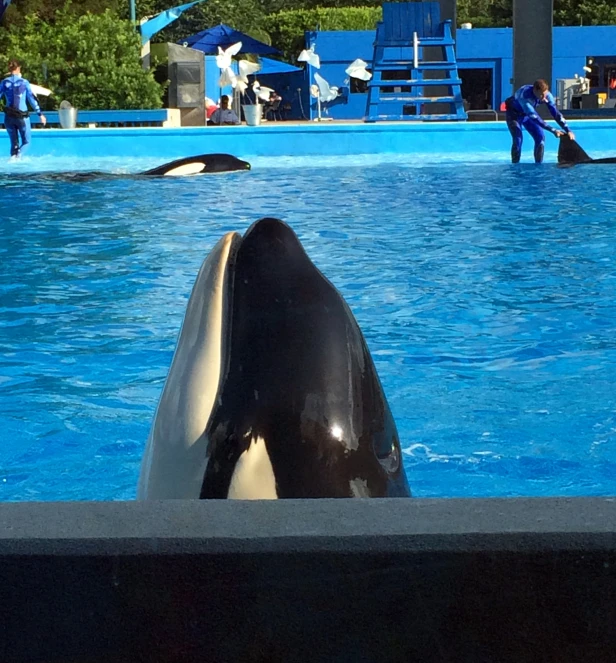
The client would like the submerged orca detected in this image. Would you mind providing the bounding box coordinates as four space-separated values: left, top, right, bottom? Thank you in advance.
557 136 616 166
138 217 412 500
1 153 250 182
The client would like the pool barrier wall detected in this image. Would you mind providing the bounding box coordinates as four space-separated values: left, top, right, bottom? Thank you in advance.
1 497 615 662
6 119 616 160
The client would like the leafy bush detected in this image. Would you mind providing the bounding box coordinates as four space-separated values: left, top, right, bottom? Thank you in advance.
0 9 164 110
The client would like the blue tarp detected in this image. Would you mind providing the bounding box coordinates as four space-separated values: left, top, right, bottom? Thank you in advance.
180 23 281 56
258 57 302 75
140 0 205 45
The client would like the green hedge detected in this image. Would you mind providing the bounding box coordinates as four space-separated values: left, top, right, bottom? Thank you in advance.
263 7 382 62
0 9 164 110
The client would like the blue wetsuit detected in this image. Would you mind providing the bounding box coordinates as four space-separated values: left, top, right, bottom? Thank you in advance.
0 73 43 157
505 85 571 163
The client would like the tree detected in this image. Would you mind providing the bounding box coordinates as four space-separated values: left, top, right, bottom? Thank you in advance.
116 0 271 46
457 0 512 27
1 0 122 28
456 0 616 28
0 9 164 110
553 0 616 25
263 7 383 61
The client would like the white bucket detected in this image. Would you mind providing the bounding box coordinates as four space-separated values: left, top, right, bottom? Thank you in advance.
242 104 263 126
58 107 78 129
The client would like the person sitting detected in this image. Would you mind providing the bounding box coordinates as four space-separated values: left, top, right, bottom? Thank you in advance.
263 90 282 121
209 95 240 125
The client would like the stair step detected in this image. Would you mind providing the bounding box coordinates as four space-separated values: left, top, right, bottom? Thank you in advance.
414 61 458 69
370 78 462 86
368 114 466 121
374 96 458 103
373 61 458 70
379 38 455 47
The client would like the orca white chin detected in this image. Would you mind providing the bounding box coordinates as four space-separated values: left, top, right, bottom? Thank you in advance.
138 218 412 500
227 436 278 500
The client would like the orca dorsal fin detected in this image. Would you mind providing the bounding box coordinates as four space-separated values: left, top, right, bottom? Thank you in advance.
558 136 593 165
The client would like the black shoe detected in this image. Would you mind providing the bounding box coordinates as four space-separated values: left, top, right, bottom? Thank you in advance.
534 143 545 163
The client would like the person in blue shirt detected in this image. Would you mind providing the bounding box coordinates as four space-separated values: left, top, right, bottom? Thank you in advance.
209 95 240 126
504 78 575 163
0 59 47 157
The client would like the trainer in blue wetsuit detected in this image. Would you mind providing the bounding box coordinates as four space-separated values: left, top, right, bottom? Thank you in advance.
0 59 47 157
504 78 575 163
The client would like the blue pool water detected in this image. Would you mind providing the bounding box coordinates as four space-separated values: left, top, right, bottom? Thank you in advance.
1 153 615 501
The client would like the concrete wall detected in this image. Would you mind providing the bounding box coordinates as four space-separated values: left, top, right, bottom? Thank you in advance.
1 497 615 662
5 119 616 161
513 0 553 94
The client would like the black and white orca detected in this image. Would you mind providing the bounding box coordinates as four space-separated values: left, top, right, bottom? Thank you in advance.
558 136 616 166
138 217 412 500
142 153 251 176
1 153 250 181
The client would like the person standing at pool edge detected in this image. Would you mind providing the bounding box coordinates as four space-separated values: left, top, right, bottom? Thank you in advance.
0 59 47 157
504 79 575 163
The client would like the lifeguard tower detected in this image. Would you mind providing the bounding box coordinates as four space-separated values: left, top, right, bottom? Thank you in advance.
365 2 467 122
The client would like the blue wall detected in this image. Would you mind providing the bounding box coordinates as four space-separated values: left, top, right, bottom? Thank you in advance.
5 120 616 161
306 30 374 121
456 27 512 110
311 25 616 120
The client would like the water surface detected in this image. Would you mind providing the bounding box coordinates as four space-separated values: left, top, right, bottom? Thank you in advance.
1 153 615 500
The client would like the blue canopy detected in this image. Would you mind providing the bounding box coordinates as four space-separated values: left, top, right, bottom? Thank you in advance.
180 23 281 56
258 57 301 75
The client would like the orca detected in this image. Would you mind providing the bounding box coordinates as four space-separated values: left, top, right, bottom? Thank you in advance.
0 153 250 181
142 153 251 176
138 217 412 500
557 136 616 166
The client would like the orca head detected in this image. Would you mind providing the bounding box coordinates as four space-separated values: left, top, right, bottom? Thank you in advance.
557 136 593 165
138 218 411 500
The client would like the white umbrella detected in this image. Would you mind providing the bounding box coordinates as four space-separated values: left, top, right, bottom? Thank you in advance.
30 84 53 97
345 58 372 81
314 72 339 103
298 44 320 69
216 41 242 69
252 80 275 102
218 67 237 88
236 59 261 93
311 73 339 121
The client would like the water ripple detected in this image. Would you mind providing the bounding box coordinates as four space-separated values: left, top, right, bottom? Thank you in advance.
1 156 615 500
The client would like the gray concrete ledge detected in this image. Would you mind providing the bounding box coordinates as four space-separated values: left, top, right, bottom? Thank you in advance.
1 497 616 662
1 497 616 555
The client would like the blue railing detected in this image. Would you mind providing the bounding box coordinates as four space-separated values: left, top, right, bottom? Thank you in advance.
26 109 178 128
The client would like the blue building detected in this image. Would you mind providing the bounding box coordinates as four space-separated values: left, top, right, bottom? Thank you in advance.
298 25 616 121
